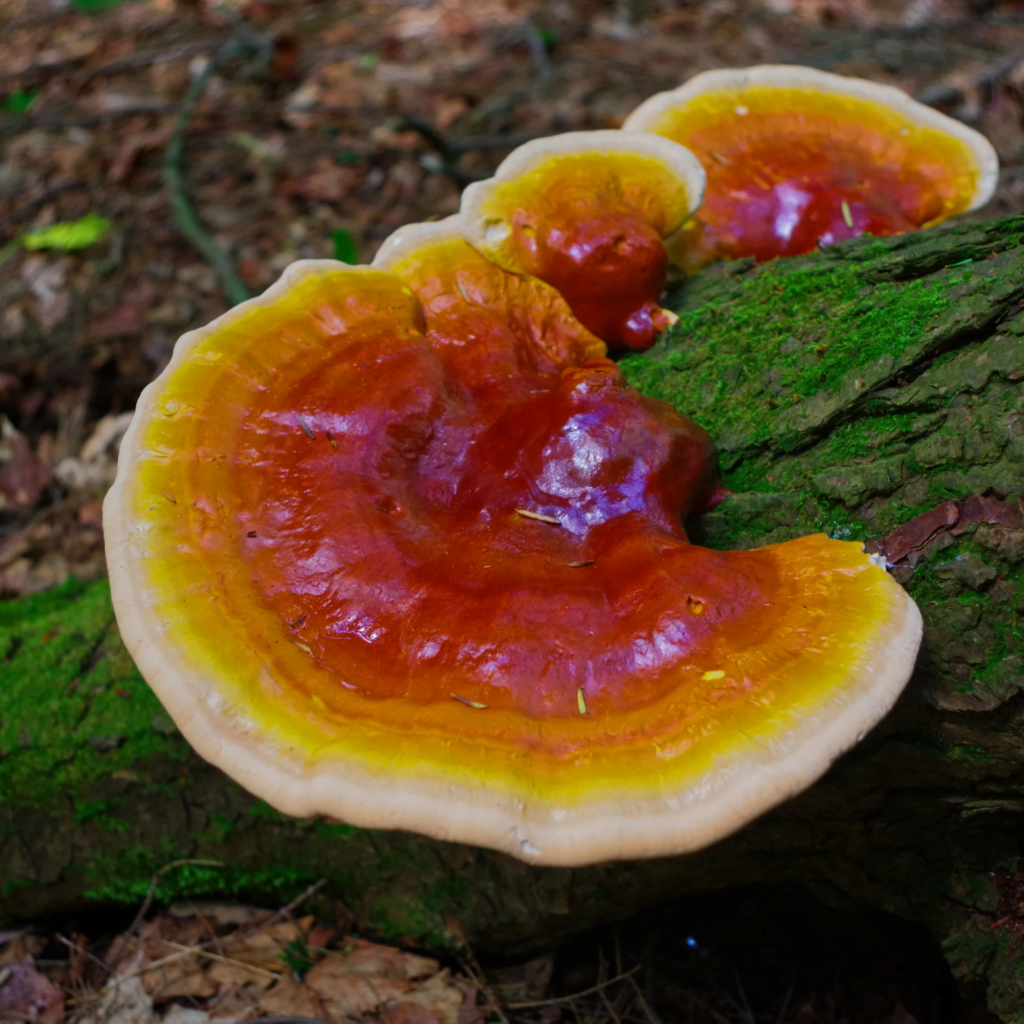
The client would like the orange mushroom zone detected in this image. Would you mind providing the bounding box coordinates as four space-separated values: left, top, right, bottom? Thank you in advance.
650 86 983 268
133 263 908 801
476 153 692 351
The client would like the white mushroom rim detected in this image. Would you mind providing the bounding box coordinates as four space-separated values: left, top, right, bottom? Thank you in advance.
622 64 999 214
459 129 708 262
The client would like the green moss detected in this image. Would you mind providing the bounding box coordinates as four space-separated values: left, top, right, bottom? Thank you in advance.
85 860 315 905
943 745 997 767
315 820 361 841
622 259 951 453
624 219 1024 479
0 577 187 811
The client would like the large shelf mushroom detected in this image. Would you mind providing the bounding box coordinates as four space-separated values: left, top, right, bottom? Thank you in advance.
623 65 999 270
105 226 922 865
459 130 705 351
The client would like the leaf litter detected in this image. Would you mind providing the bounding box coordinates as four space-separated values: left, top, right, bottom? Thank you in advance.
1 896 480 1024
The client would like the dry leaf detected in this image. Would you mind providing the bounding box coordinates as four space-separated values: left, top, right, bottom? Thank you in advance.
0 958 64 1024
256 974 329 1020
204 978 265 1020
54 412 133 492
221 915 314 970
141 954 218 1003
304 958 411 1018
205 958 277 989
389 970 468 1024
333 939 439 981
386 1003 443 1024
162 1007 212 1024
165 904 269 928
77 955 158 1024
0 417 50 509
0 935 46 967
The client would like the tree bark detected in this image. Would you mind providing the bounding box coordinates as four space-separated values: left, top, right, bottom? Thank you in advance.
2 216 1023 1018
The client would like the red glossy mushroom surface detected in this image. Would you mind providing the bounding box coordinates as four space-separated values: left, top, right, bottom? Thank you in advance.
109 261 920 863
499 194 674 351
629 81 991 268
231 293 719 717
462 142 703 351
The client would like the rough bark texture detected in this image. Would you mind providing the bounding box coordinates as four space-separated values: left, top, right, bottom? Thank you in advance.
2 216 1023 1017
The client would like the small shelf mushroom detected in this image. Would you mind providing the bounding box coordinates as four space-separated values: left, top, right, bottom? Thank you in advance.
460 130 706 351
372 215 607 398
623 65 999 270
105 252 922 867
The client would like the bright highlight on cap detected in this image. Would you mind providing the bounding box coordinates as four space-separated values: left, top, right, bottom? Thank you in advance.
104 246 922 867
460 130 706 352
623 65 999 270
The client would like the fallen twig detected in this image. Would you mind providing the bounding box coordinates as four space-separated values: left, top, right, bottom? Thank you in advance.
395 116 544 185
522 16 553 82
456 947 509 1024
125 858 226 939
506 965 641 1009
164 940 281 981
163 41 252 308
74 41 222 90
255 877 329 934
0 182 90 238
0 105 176 141
626 972 664 1024
55 933 114 984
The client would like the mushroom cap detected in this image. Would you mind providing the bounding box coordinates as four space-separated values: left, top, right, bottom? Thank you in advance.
623 65 999 268
104 258 922 867
460 130 706 351
373 215 607 389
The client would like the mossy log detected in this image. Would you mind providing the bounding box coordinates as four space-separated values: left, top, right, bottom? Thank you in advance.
2 216 1024 1017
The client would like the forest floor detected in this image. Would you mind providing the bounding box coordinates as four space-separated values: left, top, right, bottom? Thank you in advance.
0 875 998 1024
3 0 1024 1021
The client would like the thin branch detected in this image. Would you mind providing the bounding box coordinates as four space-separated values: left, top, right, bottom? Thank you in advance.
0 182 90 237
522 16 553 81
164 940 281 981
626 974 664 1024
416 153 485 185
125 858 226 939
507 966 641 1009
55 933 113 982
396 116 541 157
0 105 176 140
254 877 329 935
75 41 221 89
456 944 509 1024
394 115 545 185
163 42 251 308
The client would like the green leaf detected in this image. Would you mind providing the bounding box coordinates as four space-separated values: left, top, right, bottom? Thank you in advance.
22 213 111 252
356 52 379 74
2 89 38 114
71 0 123 10
331 229 359 265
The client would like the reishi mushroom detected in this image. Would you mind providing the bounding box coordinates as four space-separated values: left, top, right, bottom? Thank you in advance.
623 65 999 270
372 214 607 395
459 130 706 351
104 241 923 866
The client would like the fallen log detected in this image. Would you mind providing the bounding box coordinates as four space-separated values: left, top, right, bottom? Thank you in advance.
1 215 1022 1017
